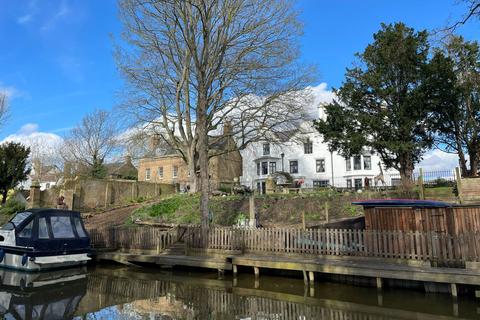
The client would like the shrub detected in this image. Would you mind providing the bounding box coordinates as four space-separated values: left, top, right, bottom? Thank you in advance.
0 198 26 216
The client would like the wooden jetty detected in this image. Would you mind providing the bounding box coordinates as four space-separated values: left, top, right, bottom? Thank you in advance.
91 225 480 297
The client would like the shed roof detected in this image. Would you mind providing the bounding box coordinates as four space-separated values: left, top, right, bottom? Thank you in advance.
352 199 453 208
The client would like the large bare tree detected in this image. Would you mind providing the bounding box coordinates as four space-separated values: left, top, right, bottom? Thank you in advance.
116 0 314 225
62 109 119 178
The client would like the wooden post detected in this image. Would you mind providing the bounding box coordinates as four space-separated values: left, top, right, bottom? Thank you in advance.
325 202 329 222
308 271 314 284
455 167 462 204
376 277 383 290
302 212 306 230
418 168 424 200
233 265 238 276
451 283 458 298
253 266 259 278
249 195 256 228
303 270 308 285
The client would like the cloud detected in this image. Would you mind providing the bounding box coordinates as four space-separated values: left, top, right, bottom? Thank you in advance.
18 123 39 135
2 124 64 162
304 82 336 120
0 84 20 100
41 0 71 31
17 14 33 24
419 149 460 171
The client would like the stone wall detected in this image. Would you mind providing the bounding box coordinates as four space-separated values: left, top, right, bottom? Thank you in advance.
30 177 176 211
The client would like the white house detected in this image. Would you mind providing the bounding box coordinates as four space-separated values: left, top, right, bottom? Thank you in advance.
240 109 398 193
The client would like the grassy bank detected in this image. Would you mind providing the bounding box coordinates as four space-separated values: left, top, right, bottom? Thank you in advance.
129 187 441 227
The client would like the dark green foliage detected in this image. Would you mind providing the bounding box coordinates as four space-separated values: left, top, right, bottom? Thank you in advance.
428 36 480 177
0 142 30 203
91 159 107 179
0 198 26 215
314 23 435 186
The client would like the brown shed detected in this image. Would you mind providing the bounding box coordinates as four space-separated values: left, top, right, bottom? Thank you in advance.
353 200 480 236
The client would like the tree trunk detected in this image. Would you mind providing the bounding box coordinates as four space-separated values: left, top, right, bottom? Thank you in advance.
399 154 415 192
458 149 468 178
186 147 199 192
468 149 479 177
197 96 210 227
1 190 7 204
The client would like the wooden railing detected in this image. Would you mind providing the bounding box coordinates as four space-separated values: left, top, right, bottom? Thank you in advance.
89 226 177 253
185 226 480 265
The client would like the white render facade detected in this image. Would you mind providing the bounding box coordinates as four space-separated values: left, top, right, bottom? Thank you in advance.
240 121 399 193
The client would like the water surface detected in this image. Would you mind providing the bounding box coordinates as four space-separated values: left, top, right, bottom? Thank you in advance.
0 265 478 319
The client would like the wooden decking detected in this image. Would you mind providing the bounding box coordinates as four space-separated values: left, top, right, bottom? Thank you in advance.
96 250 480 296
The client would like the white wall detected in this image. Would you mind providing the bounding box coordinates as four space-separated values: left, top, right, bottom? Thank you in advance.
240 121 397 192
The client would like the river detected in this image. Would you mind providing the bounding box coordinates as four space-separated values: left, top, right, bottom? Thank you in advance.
0 264 478 319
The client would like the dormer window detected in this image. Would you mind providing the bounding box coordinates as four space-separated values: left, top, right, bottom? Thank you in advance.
263 143 270 155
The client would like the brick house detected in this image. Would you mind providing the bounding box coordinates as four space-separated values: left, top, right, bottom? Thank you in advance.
138 133 242 191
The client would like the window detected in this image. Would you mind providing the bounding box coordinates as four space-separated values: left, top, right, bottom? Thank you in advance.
316 159 325 173
261 162 268 175
269 162 277 174
354 178 362 190
346 179 352 189
51 216 75 238
304 141 313 154
364 155 372 170
10 212 32 227
158 167 164 179
346 158 351 171
18 220 34 238
145 168 151 181
289 160 298 174
74 217 87 238
38 217 49 239
353 156 362 170
313 180 329 188
46 183 50 189
256 162 261 176
263 143 270 155
173 166 178 178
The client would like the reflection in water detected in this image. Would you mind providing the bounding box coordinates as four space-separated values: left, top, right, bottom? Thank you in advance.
0 265 478 319
0 267 87 319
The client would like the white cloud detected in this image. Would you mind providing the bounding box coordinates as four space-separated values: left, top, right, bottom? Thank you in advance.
17 14 33 24
18 123 39 135
304 82 336 120
2 124 64 164
419 149 460 171
0 84 20 100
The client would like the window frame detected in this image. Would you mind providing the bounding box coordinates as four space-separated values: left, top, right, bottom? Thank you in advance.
261 161 268 175
269 162 276 174
145 168 151 181
363 155 372 170
346 158 351 171
353 155 362 170
304 141 313 154
316 158 326 173
50 216 76 239
263 143 270 156
289 160 298 174
313 180 329 188
172 165 178 178
158 166 164 179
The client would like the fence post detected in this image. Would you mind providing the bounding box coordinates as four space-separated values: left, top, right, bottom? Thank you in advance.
325 202 329 223
418 168 425 200
249 195 256 228
455 167 463 204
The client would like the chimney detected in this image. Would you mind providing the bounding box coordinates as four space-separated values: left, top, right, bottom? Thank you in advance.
149 134 161 150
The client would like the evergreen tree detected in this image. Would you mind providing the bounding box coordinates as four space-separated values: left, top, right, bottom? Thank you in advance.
0 142 30 204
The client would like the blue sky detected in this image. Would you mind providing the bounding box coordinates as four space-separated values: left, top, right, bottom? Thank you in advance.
0 0 478 143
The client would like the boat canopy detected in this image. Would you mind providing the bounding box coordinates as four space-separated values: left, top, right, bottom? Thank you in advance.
1 209 90 254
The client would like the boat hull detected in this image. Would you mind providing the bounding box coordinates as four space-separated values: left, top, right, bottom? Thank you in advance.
0 251 90 272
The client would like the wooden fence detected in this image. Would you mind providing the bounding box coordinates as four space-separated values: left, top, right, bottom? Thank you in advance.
89 226 177 253
185 226 480 265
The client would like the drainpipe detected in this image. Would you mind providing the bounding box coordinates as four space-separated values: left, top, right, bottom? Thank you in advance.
330 150 334 187
281 153 285 172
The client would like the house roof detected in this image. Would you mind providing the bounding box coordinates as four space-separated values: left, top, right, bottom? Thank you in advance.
105 159 138 178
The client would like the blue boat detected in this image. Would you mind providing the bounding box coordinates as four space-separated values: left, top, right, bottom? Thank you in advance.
0 209 91 271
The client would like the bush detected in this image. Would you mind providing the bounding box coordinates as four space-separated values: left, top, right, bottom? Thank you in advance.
0 198 26 216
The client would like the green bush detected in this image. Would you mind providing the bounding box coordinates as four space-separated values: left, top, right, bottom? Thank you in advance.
0 199 26 216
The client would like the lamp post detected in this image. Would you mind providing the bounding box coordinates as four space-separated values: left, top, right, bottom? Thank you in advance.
281 153 285 172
